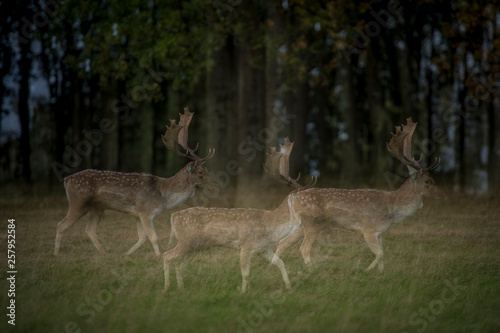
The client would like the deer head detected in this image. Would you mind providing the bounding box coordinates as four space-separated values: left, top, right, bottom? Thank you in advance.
386 118 444 198
263 137 317 191
162 108 217 189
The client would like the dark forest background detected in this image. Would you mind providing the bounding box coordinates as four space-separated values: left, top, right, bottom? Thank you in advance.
1 0 499 195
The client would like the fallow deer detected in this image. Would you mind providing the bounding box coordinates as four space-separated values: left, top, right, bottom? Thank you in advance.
274 118 444 271
163 138 316 293
54 108 216 257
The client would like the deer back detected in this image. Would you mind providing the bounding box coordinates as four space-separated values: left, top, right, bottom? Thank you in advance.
65 170 170 213
171 207 267 249
292 188 397 230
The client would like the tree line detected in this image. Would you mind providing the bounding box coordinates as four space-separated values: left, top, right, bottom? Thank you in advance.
1 0 499 194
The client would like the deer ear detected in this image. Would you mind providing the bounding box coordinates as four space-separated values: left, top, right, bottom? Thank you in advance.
188 161 198 173
407 166 422 180
408 166 423 180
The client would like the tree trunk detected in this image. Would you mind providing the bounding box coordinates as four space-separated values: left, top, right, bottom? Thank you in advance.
264 3 282 148
488 98 499 192
17 40 32 182
366 44 385 179
286 81 308 175
152 92 169 177
425 29 436 167
138 102 154 173
205 38 235 176
341 55 360 183
0 41 12 117
163 87 186 174
457 80 467 191
315 82 332 177
231 44 256 207
99 81 119 171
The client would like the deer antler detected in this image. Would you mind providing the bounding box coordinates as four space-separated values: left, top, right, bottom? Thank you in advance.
386 117 440 172
162 107 215 162
264 137 317 190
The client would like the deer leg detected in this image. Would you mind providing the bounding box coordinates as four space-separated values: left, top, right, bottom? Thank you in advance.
163 256 171 292
86 208 106 255
54 207 88 255
163 244 188 292
274 225 304 260
363 232 384 272
168 224 177 247
261 249 291 290
240 248 252 293
175 261 186 292
139 215 160 256
125 219 147 256
300 217 320 267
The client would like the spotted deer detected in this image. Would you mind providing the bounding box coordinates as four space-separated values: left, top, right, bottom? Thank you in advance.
274 118 444 271
54 108 216 256
163 138 316 293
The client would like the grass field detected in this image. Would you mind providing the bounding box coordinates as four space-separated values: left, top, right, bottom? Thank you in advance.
1 185 499 333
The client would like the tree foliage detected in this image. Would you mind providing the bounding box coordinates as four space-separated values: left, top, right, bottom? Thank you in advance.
1 0 499 194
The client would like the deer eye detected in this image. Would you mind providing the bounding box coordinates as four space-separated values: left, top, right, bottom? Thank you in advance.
198 171 204 176
424 180 430 185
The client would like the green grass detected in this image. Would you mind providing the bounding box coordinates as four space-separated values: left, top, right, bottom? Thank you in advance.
0 187 499 333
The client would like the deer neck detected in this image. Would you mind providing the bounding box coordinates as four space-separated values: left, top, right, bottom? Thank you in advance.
159 167 197 207
266 193 300 241
388 178 423 223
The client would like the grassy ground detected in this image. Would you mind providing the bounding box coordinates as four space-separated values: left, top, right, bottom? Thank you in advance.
0 185 499 333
